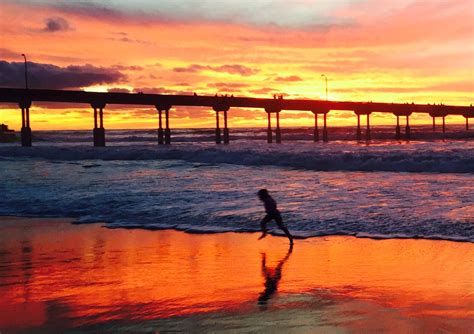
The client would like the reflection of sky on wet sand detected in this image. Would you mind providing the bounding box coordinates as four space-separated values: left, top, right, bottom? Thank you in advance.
0 218 472 333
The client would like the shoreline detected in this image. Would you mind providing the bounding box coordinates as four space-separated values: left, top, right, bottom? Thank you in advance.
2 215 473 244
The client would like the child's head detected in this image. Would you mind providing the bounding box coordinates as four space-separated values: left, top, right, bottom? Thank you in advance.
257 189 269 200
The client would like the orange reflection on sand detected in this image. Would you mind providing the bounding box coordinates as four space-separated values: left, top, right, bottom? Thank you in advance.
0 218 472 332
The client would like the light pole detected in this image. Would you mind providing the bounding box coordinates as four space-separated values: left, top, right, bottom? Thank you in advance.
21 54 28 90
321 74 328 101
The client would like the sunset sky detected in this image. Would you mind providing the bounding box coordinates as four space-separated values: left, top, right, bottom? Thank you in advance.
1 0 473 129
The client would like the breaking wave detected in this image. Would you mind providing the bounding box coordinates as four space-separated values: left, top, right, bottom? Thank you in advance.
1 142 473 173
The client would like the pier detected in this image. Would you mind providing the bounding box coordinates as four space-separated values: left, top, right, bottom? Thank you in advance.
0 87 472 147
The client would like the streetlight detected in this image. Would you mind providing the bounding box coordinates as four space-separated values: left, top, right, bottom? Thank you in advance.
21 53 28 90
321 74 328 101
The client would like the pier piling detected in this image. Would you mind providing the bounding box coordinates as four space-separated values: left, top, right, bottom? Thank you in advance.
405 115 411 140
366 114 371 141
20 124 32 147
313 113 319 142
276 112 281 143
99 107 103 128
21 107 32 147
155 104 172 144
156 108 164 145
356 114 362 141
93 127 105 147
215 111 222 144
267 112 272 143
442 116 446 134
91 102 106 147
323 113 328 142
432 117 436 131
223 110 229 144
466 117 469 131
165 109 171 145
213 104 230 144
395 115 401 140
19 99 32 147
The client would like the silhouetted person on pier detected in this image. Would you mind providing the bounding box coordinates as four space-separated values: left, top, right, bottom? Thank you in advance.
258 248 292 310
257 189 293 245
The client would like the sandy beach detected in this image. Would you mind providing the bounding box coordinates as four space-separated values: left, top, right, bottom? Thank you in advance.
0 217 472 333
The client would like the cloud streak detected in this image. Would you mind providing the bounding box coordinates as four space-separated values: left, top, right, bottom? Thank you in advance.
0 61 125 89
8 0 357 29
173 64 258 76
274 75 303 82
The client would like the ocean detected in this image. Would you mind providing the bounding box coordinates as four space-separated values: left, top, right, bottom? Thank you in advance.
1 126 473 242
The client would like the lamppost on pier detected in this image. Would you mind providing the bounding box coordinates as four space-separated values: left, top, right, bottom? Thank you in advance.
321 74 328 101
21 54 28 90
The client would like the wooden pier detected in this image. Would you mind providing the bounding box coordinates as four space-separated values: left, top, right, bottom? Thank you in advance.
0 87 472 146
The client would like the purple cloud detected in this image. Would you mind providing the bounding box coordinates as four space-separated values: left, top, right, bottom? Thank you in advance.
0 60 125 89
43 17 70 32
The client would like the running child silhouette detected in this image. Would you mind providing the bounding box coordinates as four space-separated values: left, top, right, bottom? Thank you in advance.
257 189 293 245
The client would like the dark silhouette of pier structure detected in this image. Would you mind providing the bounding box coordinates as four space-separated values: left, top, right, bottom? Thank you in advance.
0 87 472 147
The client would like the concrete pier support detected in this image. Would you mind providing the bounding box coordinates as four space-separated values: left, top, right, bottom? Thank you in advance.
156 103 172 144
432 117 436 131
405 115 411 140
313 113 319 142
356 114 362 141
466 117 469 131
93 127 105 147
264 103 283 144
165 109 171 144
92 102 106 147
215 111 222 144
223 110 230 144
157 109 164 144
267 112 272 143
323 113 328 142
19 99 32 147
213 104 230 144
395 115 401 140
276 112 281 143
442 116 446 134
366 114 371 141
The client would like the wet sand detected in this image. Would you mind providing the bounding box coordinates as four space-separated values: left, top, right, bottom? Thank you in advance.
0 217 472 333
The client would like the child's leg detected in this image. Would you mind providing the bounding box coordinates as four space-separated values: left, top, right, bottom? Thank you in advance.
259 215 271 239
276 215 293 244
260 215 271 232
